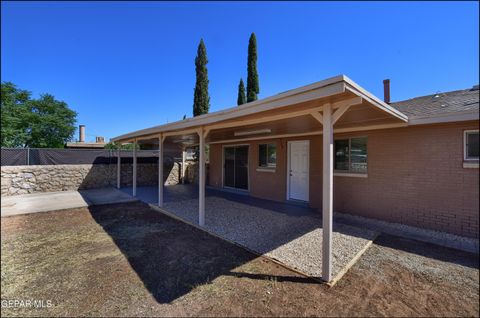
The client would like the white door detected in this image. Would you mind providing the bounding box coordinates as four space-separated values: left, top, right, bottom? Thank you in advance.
288 140 309 201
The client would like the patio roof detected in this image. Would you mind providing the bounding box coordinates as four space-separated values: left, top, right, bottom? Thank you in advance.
112 75 408 145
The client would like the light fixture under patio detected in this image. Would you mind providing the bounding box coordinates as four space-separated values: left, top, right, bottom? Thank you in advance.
233 128 271 137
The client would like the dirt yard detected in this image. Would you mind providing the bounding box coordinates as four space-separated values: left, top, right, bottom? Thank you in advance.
1 201 479 317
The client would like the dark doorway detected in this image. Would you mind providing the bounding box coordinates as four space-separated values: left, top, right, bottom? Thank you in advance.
223 145 249 190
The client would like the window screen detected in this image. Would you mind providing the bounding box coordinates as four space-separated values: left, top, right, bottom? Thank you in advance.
259 143 277 168
465 131 479 160
334 139 349 171
334 137 367 173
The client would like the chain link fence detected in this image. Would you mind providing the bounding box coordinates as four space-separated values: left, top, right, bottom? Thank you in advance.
1 148 179 166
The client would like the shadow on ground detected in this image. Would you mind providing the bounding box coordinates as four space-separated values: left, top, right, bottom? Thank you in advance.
85 198 478 305
374 234 480 269
88 201 264 303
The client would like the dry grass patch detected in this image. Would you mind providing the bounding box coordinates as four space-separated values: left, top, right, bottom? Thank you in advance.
1 202 478 317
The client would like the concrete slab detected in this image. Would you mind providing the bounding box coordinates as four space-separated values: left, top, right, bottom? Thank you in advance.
78 188 137 206
1 191 88 217
1 187 137 217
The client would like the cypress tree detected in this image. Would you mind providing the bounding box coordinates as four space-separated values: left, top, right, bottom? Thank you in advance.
193 39 210 116
237 78 246 105
246 33 259 102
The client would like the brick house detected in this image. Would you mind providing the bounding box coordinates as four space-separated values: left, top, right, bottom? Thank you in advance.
112 75 479 282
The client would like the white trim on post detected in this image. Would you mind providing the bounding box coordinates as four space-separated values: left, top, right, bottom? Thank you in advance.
182 146 186 184
322 103 333 282
198 128 206 226
117 148 121 189
158 134 164 207
133 139 137 197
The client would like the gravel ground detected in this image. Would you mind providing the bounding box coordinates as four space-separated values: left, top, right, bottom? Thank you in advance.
163 195 378 279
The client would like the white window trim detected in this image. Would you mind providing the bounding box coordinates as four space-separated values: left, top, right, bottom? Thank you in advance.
464 129 479 161
463 162 479 169
334 136 368 175
256 167 276 173
334 172 368 178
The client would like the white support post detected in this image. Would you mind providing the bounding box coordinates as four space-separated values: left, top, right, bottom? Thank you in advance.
198 129 206 226
158 135 164 207
181 146 186 184
117 148 121 189
133 139 137 197
322 103 333 282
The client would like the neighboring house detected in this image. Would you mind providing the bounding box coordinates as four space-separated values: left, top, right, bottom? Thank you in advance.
65 125 107 149
112 75 479 274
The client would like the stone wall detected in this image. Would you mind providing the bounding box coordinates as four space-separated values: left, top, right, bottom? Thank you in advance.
118 162 181 187
180 161 209 185
1 162 181 196
185 161 199 184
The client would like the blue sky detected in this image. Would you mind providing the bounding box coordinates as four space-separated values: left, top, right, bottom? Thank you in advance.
2 1 478 142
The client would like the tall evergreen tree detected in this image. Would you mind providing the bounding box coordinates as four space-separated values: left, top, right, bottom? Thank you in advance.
246 33 259 102
237 78 246 105
193 39 210 116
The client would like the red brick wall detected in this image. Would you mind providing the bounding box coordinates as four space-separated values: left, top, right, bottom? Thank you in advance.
333 121 479 238
208 121 479 238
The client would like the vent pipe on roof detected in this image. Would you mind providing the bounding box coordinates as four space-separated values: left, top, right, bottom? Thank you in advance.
383 79 391 104
79 125 85 143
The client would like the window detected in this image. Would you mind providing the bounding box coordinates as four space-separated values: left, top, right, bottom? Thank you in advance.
259 143 277 168
334 137 367 174
464 130 479 160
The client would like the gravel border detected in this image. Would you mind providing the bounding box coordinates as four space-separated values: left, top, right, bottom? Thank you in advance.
162 196 378 279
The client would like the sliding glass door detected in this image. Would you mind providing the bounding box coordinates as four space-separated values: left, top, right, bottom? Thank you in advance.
223 145 249 190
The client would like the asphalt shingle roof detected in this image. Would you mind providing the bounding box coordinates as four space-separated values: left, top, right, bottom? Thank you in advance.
390 86 479 118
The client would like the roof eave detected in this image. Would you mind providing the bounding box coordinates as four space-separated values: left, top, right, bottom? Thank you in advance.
112 75 349 142
342 76 409 122
408 110 479 125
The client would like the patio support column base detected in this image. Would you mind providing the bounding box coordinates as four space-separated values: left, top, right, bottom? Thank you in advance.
133 139 137 197
198 128 206 226
158 134 164 207
322 103 333 282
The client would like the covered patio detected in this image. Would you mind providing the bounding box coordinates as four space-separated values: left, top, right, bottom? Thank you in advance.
120 184 378 281
112 75 408 282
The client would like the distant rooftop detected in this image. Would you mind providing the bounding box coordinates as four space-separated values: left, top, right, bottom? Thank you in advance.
65 142 106 149
391 85 479 118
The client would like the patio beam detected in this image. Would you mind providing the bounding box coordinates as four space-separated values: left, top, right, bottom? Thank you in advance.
133 139 137 197
162 128 200 138
310 111 324 124
198 128 206 226
158 134 164 207
205 106 324 132
322 103 333 282
332 97 363 124
117 148 121 189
